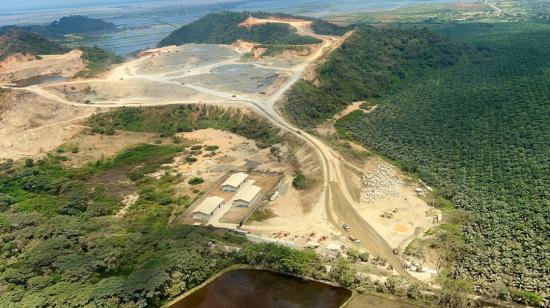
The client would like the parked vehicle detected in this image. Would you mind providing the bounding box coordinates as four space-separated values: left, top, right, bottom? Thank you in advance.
349 235 361 245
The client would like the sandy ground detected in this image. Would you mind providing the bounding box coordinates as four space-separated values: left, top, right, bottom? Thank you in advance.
0 50 84 84
0 89 94 160
44 79 215 105
59 131 162 168
356 157 439 251
152 129 288 203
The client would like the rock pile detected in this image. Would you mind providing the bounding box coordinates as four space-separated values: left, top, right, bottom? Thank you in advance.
361 163 403 203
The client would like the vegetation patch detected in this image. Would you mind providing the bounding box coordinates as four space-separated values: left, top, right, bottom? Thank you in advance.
76 46 123 78
87 105 281 148
333 22 550 301
0 30 67 60
188 177 204 185
158 11 320 47
284 25 465 128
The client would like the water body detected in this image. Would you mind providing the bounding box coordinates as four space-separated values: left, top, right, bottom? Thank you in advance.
346 294 425 308
14 74 68 87
170 269 352 308
2 0 459 55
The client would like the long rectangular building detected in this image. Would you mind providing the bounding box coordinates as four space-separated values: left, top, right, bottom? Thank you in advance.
221 172 248 192
192 196 224 221
233 185 262 208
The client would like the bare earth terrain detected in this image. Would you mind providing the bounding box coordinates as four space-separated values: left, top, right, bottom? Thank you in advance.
0 50 84 84
0 16 441 283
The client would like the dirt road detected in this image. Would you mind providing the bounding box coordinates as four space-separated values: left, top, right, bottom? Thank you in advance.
4 21 415 281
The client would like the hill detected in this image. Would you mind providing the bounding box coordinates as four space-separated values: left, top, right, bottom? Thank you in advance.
284 25 465 127
46 15 116 35
158 11 322 47
0 15 116 38
309 22 549 304
0 30 67 60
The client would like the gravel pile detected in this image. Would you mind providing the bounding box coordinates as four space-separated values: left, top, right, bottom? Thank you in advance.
361 163 402 203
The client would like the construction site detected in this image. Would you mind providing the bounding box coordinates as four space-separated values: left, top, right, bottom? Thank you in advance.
0 15 443 284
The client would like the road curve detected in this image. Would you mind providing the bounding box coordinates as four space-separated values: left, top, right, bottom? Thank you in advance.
5 26 416 281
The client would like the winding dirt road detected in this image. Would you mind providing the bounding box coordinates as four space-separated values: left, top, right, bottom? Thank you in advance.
6 20 415 281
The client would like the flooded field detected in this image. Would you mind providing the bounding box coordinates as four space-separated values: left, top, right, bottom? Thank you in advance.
170 269 352 308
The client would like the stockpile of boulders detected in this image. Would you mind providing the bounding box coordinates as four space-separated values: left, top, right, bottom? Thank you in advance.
361 163 402 203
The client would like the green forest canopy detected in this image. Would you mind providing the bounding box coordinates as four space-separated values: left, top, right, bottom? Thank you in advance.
331 22 549 297
0 15 116 38
284 25 465 127
0 30 67 60
158 11 330 47
0 106 325 307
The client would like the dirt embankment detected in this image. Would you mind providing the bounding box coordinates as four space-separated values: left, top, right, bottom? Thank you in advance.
0 89 94 160
0 50 84 84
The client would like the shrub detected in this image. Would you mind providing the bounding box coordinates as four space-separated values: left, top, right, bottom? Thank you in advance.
292 170 307 190
188 177 204 185
185 157 197 164
205 145 219 151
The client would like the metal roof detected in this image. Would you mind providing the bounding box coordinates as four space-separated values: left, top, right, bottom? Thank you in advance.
193 196 224 215
234 185 262 203
221 172 248 188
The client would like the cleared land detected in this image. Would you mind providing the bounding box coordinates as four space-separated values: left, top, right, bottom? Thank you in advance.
1 16 429 283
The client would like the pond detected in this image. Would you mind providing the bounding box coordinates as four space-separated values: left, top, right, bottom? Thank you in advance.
345 294 424 308
14 75 68 87
170 269 352 308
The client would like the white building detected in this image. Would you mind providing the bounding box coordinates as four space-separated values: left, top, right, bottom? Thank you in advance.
221 172 248 192
232 185 262 207
192 196 224 221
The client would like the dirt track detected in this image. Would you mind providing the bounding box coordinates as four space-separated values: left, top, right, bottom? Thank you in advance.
3 19 416 281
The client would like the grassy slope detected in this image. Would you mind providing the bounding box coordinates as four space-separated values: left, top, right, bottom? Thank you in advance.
335 22 549 300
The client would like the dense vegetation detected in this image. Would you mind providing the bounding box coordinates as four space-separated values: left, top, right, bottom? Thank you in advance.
87 105 281 149
0 30 67 60
284 25 465 127
0 15 116 38
310 19 351 35
46 15 116 35
158 11 320 47
0 142 341 306
76 46 123 77
333 22 549 302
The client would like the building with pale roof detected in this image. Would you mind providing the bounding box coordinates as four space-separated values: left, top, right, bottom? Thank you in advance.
232 185 262 207
221 172 248 192
192 196 224 221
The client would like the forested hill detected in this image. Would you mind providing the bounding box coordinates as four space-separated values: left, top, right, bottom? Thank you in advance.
284 25 465 127
329 22 549 304
0 30 67 60
0 15 116 38
46 15 116 35
158 11 344 47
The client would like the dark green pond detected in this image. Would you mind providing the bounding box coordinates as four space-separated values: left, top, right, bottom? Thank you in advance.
170 269 352 308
